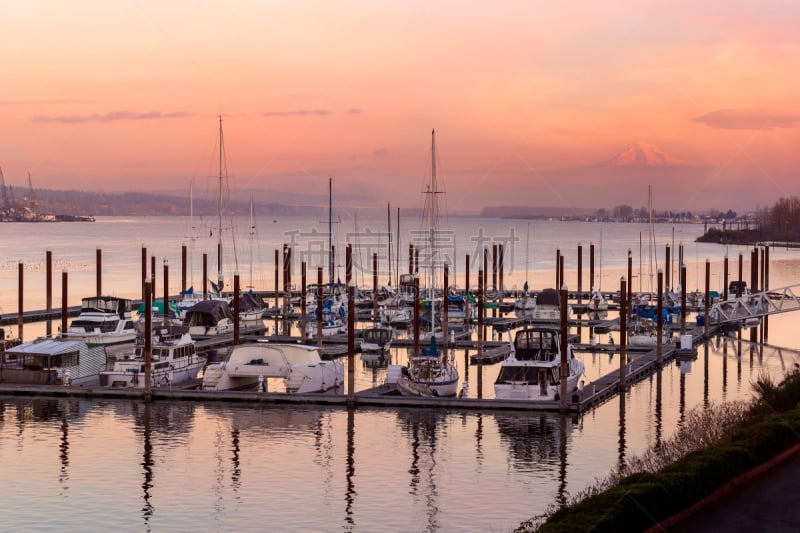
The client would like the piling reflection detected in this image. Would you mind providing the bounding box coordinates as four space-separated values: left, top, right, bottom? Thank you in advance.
140 402 154 529
618 392 627 472
345 406 355 531
654 366 663 449
397 409 445 532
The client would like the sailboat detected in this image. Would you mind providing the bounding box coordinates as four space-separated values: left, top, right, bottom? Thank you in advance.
305 177 346 337
177 181 202 318
588 231 609 317
514 222 536 314
239 196 266 322
396 129 459 397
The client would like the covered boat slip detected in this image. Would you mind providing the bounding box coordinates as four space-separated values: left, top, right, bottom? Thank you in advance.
1 338 106 385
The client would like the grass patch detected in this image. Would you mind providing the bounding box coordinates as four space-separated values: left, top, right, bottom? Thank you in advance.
519 369 800 532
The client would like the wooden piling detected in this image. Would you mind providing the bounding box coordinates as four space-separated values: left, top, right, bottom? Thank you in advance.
17 263 23 341
750 247 758 343
372 252 378 321
723 255 729 301
409 243 413 274
414 247 419 274
559 255 564 295
202 253 208 300
704 260 710 336
478 268 484 400
589 243 595 291
144 279 152 401
555 248 560 288
577 243 583 303
61 271 68 338
46 250 52 337
443 262 449 346
765 245 770 340
347 284 355 405
283 245 290 335
619 277 627 389
464 254 470 325
499 244 504 303
665 244 671 290
317 267 323 347
657 269 663 365
413 277 420 357
680 264 687 335
627 250 632 305
181 244 187 293
301 261 307 343
163 260 169 328
492 244 497 292
559 285 568 411
737 253 743 298
346 244 352 286
233 273 240 346
96 248 102 297
141 245 147 301
151 256 156 302
274 249 279 308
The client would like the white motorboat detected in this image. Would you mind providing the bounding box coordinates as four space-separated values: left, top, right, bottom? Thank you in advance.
99 332 206 388
63 296 137 345
202 343 343 393
494 327 584 401
4 337 106 385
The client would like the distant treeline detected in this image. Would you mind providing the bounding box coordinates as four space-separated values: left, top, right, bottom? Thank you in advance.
31 189 327 217
697 196 800 244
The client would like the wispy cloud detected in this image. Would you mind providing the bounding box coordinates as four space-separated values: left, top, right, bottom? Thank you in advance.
692 109 800 130
31 111 193 123
263 108 362 117
0 99 92 107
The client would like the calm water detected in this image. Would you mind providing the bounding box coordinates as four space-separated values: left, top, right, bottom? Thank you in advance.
1 216 799 531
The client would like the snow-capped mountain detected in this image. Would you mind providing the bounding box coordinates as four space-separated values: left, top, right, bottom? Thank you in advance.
601 142 685 166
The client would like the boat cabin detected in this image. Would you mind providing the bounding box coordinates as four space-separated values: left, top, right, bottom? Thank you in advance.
80 296 134 317
513 327 561 362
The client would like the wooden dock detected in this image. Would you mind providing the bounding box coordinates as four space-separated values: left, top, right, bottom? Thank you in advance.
575 324 718 411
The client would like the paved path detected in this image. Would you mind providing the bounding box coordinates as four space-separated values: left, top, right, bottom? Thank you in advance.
667 445 800 532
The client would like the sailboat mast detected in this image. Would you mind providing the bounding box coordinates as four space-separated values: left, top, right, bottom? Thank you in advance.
217 115 224 292
387 202 393 287
525 221 531 290
249 196 255 289
328 176 333 288
396 207 401 287
429 128 438 333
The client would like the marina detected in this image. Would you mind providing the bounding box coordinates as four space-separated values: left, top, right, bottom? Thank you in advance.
1 215 798 532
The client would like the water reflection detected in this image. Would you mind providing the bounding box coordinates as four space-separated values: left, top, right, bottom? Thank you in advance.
618 393 627 471
397 409 445 533
140 402 154 529
345 407 355 531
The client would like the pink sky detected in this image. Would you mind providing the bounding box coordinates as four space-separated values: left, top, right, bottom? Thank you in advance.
1 1 799 212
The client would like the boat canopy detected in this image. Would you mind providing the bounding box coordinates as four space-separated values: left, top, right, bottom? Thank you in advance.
513 328 559 361
536 289 560 307
184 300 234 327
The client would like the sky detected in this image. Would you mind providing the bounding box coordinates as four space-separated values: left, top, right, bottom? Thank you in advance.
1 0 799 213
